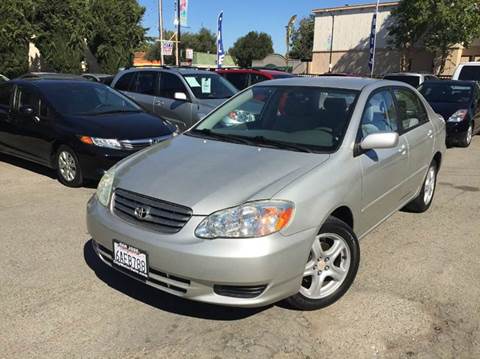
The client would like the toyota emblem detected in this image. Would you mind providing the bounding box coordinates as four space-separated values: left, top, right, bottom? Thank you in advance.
134 206 150 220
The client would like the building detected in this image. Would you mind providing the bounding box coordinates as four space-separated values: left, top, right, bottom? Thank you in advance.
310 1 480 76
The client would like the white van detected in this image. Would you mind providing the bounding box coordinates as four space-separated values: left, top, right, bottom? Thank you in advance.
452 62 480 81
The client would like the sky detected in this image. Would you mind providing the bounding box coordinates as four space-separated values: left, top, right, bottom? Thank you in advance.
138 0 372 54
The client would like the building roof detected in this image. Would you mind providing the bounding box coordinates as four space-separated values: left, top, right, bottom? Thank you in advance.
312 1 399 14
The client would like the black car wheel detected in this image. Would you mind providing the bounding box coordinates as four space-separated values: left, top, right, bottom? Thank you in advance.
459 123 473 147
56 145 83 187
286 217 360 310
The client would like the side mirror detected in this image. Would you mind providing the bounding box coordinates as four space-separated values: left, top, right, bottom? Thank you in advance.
19 105 34 116
360 132 399 150
174 92 188 101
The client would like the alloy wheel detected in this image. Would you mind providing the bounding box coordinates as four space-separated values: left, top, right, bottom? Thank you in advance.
300 233 351 299
58 151 77 182
423 166 436 205
466 124 473 145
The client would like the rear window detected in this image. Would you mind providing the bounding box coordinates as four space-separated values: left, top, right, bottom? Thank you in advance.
114 72 134 91
384 75 420 88
458 66 480 81
419 83 473 104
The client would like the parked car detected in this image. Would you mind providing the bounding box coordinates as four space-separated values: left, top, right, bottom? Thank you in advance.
0 78 176 187
111 66 238 131
217 68 295 90
87 77 445 310
419 80 480 147
82 73 115 86
383 72 438 87
0 74 9 83
452 62 480 82
18 72 85 80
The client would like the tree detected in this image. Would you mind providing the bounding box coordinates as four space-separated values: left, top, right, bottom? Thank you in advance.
33 0 88 73
87 0 146 73
289 15 314 60
389 0 480 74
230 31 274 67
0 0 34 78
182 27 216 54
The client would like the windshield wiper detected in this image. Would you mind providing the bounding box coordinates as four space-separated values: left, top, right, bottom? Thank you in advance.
188 129 254 145
250 136 313 153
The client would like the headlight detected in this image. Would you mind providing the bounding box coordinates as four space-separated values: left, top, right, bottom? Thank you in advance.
447 109 468 123
80 136 122 149
96 168 115 207
195 200 294 239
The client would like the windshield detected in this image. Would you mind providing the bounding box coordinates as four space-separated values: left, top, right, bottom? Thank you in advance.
42 82 141 116
183 74 237 99
189 86 359 153
419 83 472 104
384 75 420 87
459 66 480 81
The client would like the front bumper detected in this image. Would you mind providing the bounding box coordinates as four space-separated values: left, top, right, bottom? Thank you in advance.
86 196 315 307
77 146 132 180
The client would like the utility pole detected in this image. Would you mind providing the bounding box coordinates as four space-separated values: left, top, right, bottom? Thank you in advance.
328 14 335 73
158 0 164 65
176 0 181 66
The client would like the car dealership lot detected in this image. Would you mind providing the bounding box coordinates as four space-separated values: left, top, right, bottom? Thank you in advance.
1 140 479 358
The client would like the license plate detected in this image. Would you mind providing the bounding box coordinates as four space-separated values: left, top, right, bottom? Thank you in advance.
113 240 148 278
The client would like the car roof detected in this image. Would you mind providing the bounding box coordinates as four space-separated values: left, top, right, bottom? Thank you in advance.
9 78 101 89
121 66 214 76
384 72 434 77
256 76 380 91
457 62 480 67
18 72 85 80
217 68 292 75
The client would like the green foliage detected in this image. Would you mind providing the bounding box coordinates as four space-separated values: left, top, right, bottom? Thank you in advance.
289 15 314 60
182 27 216 54
389 0 480 74
229 31 274 68
33 0 88 74
87 0 146 73
0 0 34 78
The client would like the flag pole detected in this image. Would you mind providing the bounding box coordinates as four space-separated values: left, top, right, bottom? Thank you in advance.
158 0 164 65
370 0 380 77
176 0 181 66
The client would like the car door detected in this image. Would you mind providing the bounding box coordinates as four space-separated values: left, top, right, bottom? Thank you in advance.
0 83 16 152
392 87 435 196
127 71 158 113
12 85 56 165
154 72 194 130
357 88 410 232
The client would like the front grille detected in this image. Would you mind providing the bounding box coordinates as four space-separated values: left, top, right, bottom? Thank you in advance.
95 242 191 294
113 188 192 233
120 135 172 150
213 284 267 298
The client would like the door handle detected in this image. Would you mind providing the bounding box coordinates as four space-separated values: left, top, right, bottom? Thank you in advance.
427 129 434 138
398 144 407 155
155 100 165 106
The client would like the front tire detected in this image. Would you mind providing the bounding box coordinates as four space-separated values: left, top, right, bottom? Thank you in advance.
403 161 437 213
286 217 360 310
459 123 473 148
56 145 83 187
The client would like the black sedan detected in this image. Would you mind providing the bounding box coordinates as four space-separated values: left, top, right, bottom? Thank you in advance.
419 80 480 147
0 78 176 187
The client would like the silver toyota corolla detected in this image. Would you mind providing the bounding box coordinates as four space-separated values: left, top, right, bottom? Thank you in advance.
87 77 446 310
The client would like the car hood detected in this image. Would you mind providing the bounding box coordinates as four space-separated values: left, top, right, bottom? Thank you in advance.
115 135 330 215
64 112 172 140
428 102 469 120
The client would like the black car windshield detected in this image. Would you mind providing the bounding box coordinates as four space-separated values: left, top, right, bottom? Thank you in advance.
41 82 142 116
190 86 359 153
419 83 472 104
183 74 237 99
384 75 420 87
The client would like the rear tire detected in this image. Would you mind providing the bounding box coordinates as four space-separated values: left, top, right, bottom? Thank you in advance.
56 145 83 187
403 161 437 213
286 217 360 311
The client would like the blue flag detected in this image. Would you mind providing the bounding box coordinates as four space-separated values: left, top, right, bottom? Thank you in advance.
217 11 225 68
368 12 377 73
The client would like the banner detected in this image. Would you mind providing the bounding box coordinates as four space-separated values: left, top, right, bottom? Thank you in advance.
217 11 225 68
174 0 188 27
162 41 174 56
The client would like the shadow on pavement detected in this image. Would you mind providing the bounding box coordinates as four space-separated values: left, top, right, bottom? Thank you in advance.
83 239 269 320
0 152 98 188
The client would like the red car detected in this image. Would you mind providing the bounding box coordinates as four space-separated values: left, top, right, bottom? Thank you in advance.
217 68 295 90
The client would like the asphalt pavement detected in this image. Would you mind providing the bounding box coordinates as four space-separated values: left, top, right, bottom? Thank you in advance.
1 138 479 358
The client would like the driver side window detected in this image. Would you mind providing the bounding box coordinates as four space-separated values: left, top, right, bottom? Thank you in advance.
360 90 399 139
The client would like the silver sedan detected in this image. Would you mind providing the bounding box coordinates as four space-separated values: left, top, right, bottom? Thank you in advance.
87 77 446 310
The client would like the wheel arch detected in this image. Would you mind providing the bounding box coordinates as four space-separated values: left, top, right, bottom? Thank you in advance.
329 206 354 230
433 151 442 171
